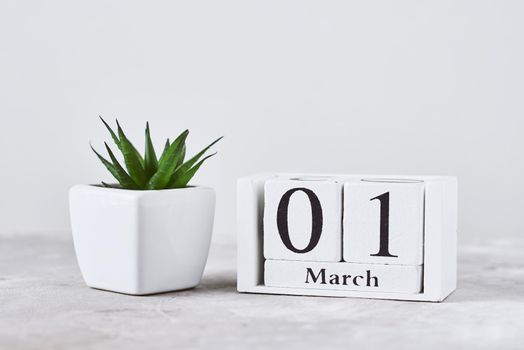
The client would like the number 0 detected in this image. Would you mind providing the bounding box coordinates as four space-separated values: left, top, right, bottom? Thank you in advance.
276 188 323 253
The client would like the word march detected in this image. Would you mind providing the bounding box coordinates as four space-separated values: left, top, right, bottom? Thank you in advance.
305 268 379 287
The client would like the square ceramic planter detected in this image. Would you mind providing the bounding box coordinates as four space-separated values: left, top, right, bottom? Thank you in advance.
69 184 215 295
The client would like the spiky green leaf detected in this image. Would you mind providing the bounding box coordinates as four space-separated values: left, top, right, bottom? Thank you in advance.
115 120 147 187
144 122 158 179
145 130 189 190
158 132 187 168
168 153 216 188
158 138 170 164
104 143 141 189
169 136 222 184
90 144 139 189
100 117 145 168
99 116 121 148
177 144 186 168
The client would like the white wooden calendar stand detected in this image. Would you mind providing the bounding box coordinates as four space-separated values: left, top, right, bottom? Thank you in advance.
237 173 457 302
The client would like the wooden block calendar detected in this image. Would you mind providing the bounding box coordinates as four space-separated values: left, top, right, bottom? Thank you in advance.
237 173 458 302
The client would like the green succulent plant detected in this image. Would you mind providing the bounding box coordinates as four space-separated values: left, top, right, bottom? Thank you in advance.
91 117 222 190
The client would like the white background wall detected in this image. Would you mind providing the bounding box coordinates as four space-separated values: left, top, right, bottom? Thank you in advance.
0 1 522 240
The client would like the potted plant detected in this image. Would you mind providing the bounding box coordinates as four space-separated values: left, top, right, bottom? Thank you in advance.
69 118 222 295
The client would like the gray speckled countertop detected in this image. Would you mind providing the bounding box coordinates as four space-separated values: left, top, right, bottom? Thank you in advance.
0 233 523 350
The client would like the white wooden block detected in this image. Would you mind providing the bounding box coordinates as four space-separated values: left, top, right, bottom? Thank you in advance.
343 179 425 265
263 179 342 262
265 260 422 294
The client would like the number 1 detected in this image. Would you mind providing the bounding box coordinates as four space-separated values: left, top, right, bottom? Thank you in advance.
370 192 397 258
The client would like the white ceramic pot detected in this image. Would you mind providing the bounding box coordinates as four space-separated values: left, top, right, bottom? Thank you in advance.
69 184 215 295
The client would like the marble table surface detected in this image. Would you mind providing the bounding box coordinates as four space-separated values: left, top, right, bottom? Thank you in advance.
0 232 523 350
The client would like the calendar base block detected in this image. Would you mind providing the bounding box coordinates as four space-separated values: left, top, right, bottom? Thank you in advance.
265 260 422 294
